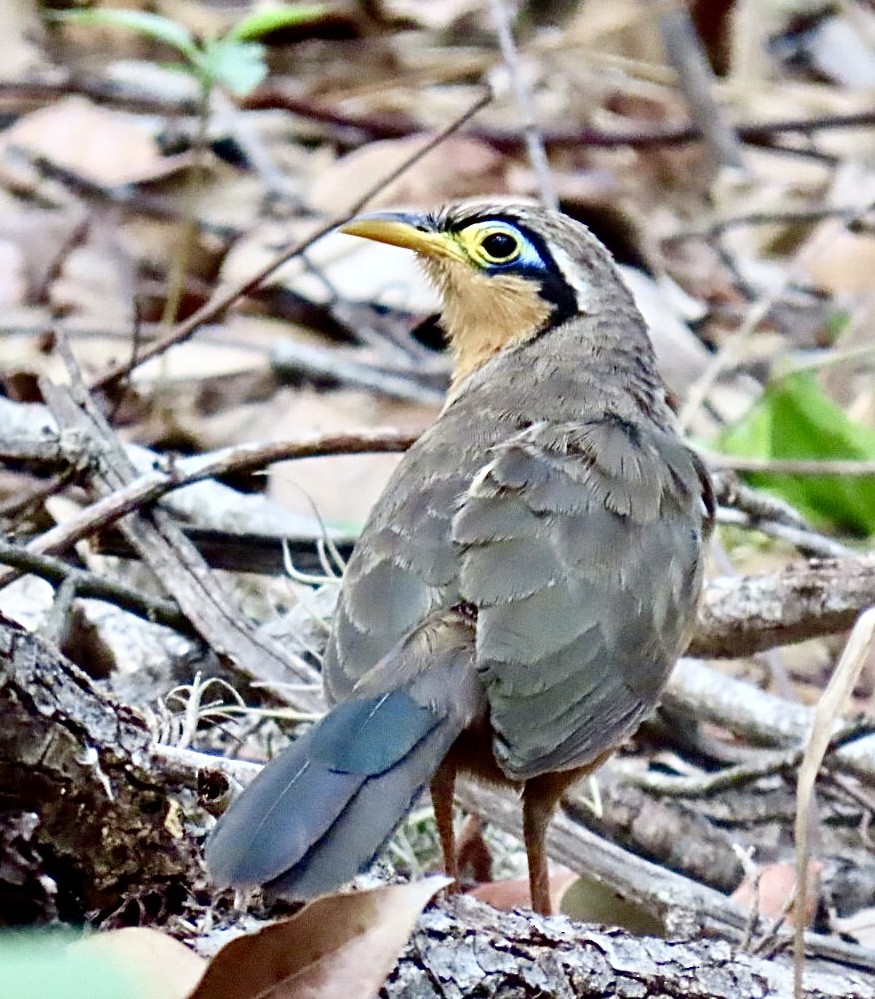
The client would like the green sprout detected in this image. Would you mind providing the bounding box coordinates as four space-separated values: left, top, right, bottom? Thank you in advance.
51 4 327 98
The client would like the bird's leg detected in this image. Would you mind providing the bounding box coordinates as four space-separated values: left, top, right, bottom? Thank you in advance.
522 778 561 916
430 759 459 890
524 765 603 915
523 769 589 916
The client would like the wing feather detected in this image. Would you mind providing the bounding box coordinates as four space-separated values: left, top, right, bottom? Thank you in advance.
454 417 708 779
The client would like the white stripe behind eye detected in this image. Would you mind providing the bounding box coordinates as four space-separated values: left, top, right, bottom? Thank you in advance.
547 244 595 313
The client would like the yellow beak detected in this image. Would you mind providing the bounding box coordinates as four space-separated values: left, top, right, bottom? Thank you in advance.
340 212 463 261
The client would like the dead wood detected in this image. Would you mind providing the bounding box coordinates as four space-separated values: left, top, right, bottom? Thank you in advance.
3 393 875 664
689 557 875 658
0 615 202 919
39 371 314 694
385 894 875 999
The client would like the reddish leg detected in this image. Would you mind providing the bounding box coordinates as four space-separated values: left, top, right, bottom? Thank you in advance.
523 768 591 915
522 777 561 916
523 764 613 916
430 760 458 889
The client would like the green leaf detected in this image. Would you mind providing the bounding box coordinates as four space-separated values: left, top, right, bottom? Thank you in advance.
0 931 146 999
50 9 198 59
228 4 328 41
715 371 875 535
195 39 268 96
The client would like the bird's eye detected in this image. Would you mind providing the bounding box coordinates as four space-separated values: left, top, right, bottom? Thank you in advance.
479 230 521 263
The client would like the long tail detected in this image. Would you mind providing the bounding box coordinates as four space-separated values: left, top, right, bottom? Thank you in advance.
206 685 468 900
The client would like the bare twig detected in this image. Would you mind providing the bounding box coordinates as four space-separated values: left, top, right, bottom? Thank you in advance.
716 508 856 560
488 0 557 210
679 201 875 430
626 719 874 798
0 469 76 520
653 0 746 172
712 470 815 529
6 76 875 150
670 204 875 243
17 429 418 563
39 334 312 691
793 606 875 998
89 88 492 392
269 338 447 405
0 539 192 634
753 889 797 958
711 471 856 559
707 452 875 476
666 658 875 786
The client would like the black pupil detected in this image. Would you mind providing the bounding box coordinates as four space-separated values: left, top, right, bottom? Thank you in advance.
481 232 518 259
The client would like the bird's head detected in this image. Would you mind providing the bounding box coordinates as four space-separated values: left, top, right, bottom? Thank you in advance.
341 201 631 385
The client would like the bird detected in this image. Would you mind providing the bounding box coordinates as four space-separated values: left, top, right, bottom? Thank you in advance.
205 201 714 915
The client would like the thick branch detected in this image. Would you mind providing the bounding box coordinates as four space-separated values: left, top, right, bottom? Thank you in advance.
387 895 875 999
689 557 875 658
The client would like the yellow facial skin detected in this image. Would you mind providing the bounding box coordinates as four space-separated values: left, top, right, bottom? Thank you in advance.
341 213 551 386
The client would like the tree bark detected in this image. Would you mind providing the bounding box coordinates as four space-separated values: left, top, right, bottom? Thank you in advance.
0 615 202 922
385 895 875 999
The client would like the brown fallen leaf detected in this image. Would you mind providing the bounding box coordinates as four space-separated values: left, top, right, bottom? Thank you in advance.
307 134 508 216
1 96 195 189
731 860 823 925
69 926 206 999
188 878 449 999
469 868 577 914
454 814 492 885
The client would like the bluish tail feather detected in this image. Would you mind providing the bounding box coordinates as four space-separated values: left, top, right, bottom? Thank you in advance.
205 690 460 897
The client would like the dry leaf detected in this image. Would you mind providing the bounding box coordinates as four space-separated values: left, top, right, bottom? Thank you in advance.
188 878 449 999
731 860 822 925
804 227 875 295
0 96 195 188
469 868 577 914
307 134 507 215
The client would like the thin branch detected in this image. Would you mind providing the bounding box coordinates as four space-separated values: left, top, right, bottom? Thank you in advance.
706 452 875 476
40 336 313 690
0 539 192 635
626 719 875 798
716 508 856 560
488 0 557 210
679 197 875 431
19 429 418 562
653 0 746 172
670 205 875 243
666 658 875 786
269 339 447 405
5 77 875 150
88 88 492 392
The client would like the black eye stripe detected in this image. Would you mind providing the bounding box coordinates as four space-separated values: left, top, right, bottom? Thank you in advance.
440 209 579 329
445 211 566 283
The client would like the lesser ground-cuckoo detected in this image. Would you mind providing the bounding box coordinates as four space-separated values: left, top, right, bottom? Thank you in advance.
206 202 714 914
